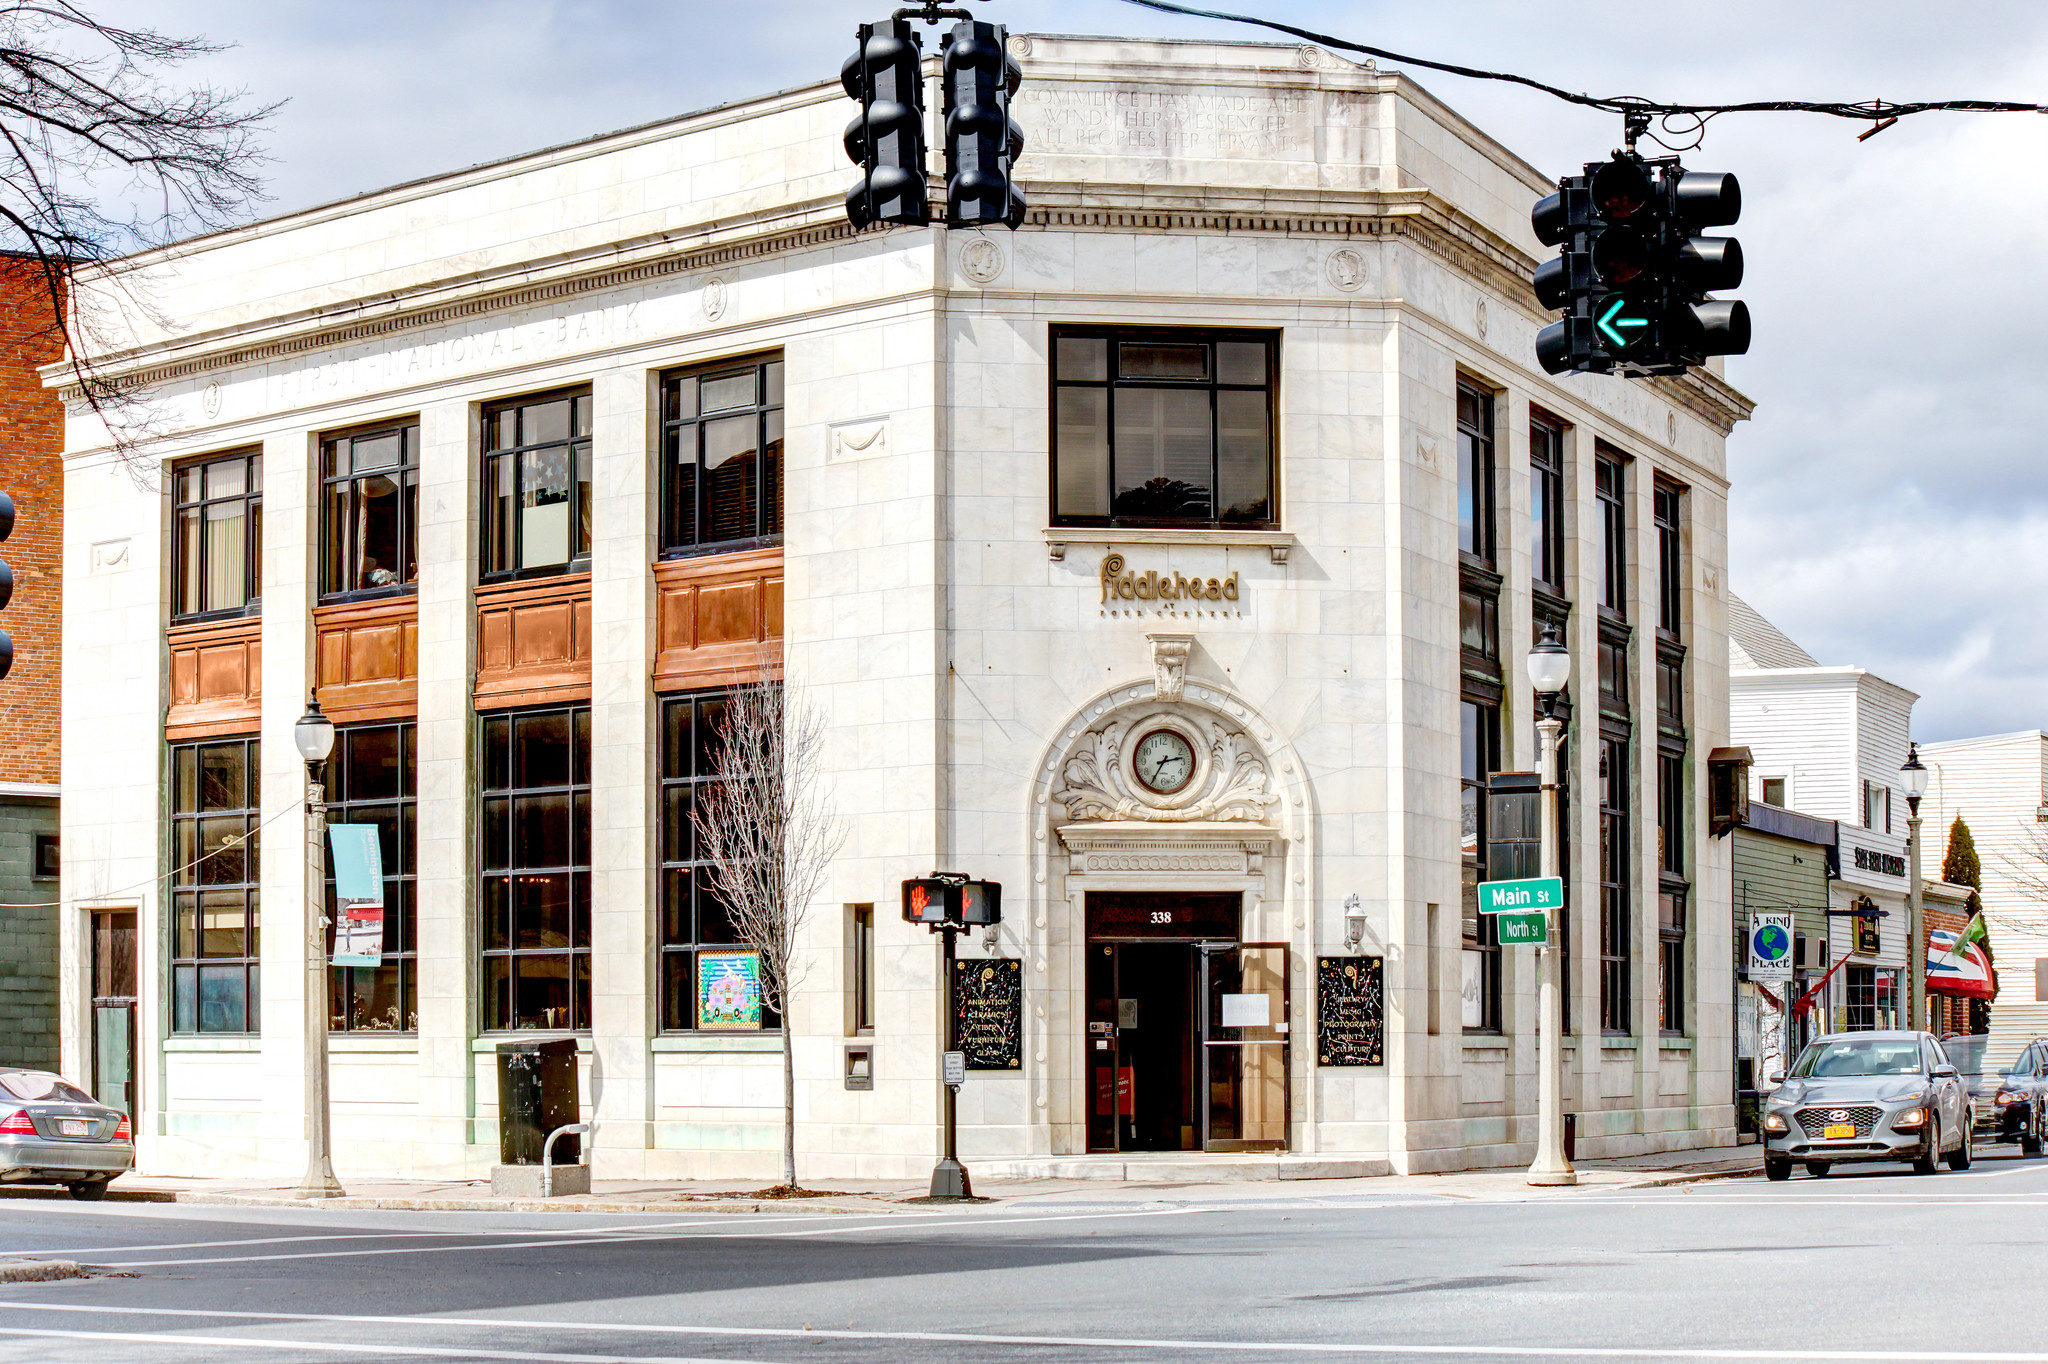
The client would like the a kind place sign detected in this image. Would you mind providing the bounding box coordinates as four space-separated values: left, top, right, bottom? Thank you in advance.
1477 876 1563 947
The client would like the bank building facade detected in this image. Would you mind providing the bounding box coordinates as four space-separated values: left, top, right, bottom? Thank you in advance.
55 36 1750 1180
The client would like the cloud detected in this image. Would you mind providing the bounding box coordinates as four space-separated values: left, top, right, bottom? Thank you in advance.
92 0 2048 739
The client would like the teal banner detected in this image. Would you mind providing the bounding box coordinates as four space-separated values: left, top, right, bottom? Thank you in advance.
328 823 385 968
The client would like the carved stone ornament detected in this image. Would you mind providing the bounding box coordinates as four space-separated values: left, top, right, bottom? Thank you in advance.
960 238 1004 284
702 277 728 321
1147 632 1192 701
1054 710 1279 824
1326 247 1366 292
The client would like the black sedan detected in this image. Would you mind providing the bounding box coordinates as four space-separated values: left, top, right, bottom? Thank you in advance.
0 1068 134 1199
1945 1034 2048 1156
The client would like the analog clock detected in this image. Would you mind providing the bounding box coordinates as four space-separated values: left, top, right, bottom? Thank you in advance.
1133 729 1196 795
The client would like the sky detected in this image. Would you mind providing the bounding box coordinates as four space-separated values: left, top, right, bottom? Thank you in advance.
92 0 2048 743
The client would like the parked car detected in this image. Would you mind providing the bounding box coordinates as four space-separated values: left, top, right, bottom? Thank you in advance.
1760 1031 1973 1181
0 1068 133 1199
1944 1034 2048 1156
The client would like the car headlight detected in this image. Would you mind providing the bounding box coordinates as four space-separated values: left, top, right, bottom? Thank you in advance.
1996 1090 2023 1106
1892 1107 1927 1128
1762 1113 1788 1132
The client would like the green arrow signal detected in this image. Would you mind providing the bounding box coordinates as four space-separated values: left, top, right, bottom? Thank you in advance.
1597 295 1651 349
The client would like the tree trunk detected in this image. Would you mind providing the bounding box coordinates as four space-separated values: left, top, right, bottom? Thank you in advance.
782 1027 798 1188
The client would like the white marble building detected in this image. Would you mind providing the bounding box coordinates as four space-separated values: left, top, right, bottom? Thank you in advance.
54 35 1748 1182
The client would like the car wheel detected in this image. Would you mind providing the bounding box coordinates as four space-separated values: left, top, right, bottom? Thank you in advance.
2025 1110 2045 1159
1913 1121 1941 1175
1765 1156 1792 1182
1804 1160 1832 1178
67 1180 107 1202
1948 1121 1974 1171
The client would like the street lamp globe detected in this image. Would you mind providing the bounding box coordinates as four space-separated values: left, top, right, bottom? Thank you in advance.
294 694 336 765
1899 742 1929 803
1342 893 1368 952
1526 621 1571 696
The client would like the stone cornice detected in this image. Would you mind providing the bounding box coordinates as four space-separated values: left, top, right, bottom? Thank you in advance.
57 183 1753 435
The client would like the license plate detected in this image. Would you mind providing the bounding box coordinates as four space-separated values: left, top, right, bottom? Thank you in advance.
57 1119 91 1137
1824 1122 1856 1140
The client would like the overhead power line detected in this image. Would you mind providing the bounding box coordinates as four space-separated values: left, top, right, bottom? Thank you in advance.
1118 0 2047 148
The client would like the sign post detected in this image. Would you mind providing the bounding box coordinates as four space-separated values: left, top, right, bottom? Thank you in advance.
1748 911 1795 1081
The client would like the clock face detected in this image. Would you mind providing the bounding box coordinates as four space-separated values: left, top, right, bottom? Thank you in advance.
1133 729 1195 795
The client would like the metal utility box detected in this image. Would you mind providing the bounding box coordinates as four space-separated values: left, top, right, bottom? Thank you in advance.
496 1038 579 1166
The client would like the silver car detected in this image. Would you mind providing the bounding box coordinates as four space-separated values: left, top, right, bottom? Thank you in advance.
0 1068 134 1199
1761 1031 1973 1181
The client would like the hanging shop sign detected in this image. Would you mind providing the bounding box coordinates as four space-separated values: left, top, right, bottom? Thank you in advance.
327 823 385 967
1747 912 1793 982
697 950 765 1029
953 958 1023 1070
1316 955 1384 1067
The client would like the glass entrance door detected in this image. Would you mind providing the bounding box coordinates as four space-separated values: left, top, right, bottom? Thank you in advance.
91 911 137 1116
1201 944 1288 1150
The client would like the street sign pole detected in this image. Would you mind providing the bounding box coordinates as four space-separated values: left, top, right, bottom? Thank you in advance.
1528 714 1575 1186
931 920 971 1199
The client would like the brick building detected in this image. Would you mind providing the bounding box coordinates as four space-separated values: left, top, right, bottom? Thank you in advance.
0 252 64 1072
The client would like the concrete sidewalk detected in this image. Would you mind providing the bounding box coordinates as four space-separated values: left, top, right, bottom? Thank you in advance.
0 1143 1761 1213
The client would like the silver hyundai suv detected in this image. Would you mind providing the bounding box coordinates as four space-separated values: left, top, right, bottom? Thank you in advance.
1761 1031 1973 1181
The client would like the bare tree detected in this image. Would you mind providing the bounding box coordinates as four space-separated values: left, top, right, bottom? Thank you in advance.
1996 820 2048 935
0 3 277 458
694 678 844 1191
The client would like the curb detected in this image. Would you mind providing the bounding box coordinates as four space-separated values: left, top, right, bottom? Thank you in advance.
162 1192 911 1215
0 1260 85 1283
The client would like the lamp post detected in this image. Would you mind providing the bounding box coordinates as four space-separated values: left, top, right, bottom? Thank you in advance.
1343 893 1367 953
293 694 342 1199
1526 622 1575 1186
1900 743 1930 1035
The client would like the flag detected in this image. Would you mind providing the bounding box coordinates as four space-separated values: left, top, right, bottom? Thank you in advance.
1928 913 1996 1000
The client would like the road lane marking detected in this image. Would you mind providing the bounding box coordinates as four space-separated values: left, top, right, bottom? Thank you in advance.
72 1205 1198 1268
16 1304 2048 1361
0 1325 774 1364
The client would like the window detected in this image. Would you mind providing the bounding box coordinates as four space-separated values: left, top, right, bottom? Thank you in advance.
660 357 784 554
1658 887 1685 1033
324 724 417 1032
1531 411 1567 592
1457 378 1496 564
1864 780 1891 834
1600 737 1630 1034
1844 964 1900 1032
1598 626 1630 713
32 834 55 880
1460 583 1499 662
1761 776 1787 807
172 451 262 619
321 421 419 598
481 390 592 579
850 904 875 1036
1658 753 1685 878
1656 652 1685 730
1461 700 1501 1033
1654 480 1684 635
480 707 591 1030
658 693 781 1032
170 737 260 1034
1595 448 1627 615
1049 328 1275 527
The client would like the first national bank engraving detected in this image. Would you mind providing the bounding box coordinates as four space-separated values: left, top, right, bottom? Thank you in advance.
1098 553 1243 618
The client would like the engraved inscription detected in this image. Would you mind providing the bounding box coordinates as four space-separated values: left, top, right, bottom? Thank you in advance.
1017 86 1315 160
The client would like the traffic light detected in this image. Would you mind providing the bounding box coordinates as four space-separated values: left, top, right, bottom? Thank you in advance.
0 492 17 681
903 878 951 924
900 877 1003 926
841 20 930 230
941 20 1025 229
1532 152 1749 377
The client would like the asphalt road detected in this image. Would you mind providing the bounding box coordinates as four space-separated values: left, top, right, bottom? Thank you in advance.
5 1149 2048 1363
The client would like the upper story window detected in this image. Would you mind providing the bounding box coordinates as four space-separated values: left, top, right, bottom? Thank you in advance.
321 421 419 600
1595 447 1628 616
173 451 262 621
660 357 784 556
1863 780 1891 834
481 390 591 581
1654 479 1684 636
1050 327 1275 528
1456 377 1496 565
1530 410 1567 593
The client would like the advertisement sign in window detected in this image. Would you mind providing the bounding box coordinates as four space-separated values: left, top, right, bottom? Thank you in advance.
698 950 764 1030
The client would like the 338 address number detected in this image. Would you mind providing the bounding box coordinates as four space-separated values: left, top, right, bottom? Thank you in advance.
1150 911 1172 924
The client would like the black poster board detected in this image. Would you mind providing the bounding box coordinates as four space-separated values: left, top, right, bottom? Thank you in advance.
1316 955 1384 1066
953 957 1023 1070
